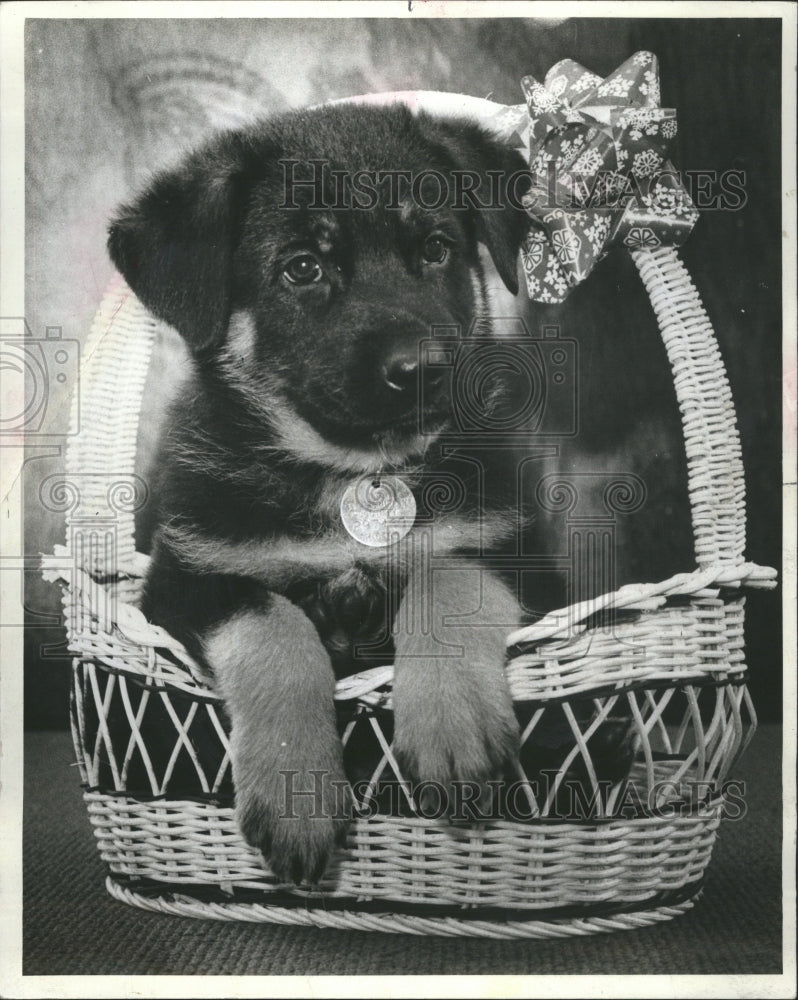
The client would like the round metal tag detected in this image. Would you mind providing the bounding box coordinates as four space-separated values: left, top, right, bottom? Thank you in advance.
340 476 416 547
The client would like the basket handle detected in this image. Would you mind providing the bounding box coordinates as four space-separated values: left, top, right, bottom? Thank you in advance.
631 247 746 566
62 276 158 578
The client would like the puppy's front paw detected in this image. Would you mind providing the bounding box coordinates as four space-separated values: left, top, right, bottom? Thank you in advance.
206 597 356 884
392 564 523 816
233 740 353 885
392 658 520 813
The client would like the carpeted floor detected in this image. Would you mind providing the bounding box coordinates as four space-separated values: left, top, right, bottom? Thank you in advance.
23 726 783 976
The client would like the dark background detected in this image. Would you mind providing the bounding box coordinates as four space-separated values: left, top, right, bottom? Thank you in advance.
24 16 782 724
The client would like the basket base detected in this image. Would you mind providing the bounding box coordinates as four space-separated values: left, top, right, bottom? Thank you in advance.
105 877 699 939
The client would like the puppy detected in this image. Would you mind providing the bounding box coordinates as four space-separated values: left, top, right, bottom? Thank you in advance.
108 103 533 883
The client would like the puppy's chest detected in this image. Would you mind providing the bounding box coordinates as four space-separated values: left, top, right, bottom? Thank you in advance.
302 469 491 558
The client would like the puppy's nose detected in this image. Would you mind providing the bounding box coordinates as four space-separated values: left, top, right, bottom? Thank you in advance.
382 354 419 394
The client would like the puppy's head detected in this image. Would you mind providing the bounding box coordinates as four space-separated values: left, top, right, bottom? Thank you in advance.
108 104 530 456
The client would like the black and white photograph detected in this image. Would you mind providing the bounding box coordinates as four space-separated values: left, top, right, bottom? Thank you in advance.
0 1 795 995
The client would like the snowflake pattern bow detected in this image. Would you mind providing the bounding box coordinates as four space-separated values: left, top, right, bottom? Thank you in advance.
514 51 699 304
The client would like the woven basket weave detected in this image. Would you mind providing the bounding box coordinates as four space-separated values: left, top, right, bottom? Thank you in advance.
42 90 776 938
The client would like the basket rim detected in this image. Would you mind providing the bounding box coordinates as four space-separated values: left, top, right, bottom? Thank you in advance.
104 875 701 937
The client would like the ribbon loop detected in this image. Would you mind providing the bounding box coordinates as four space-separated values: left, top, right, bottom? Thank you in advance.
518 51 699 303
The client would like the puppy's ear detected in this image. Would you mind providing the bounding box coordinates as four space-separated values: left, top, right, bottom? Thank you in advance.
108 136 252 353
418 116 530 295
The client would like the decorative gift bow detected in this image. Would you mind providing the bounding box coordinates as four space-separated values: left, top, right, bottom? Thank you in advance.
492 51 699 304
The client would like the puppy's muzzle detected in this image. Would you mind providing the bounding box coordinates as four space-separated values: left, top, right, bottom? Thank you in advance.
381 348 446 401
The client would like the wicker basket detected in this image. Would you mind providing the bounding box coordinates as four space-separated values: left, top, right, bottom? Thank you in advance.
41 87 776 938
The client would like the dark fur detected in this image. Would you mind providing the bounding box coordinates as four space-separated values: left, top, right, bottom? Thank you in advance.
110 104 536 882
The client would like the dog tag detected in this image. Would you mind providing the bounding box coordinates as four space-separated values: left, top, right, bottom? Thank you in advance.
340 476 416 547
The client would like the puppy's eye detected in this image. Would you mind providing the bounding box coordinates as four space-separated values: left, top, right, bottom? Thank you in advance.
422 235 448 264
283 254 323 285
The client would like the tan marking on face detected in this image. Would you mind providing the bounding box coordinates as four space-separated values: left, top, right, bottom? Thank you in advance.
217 332 440 475
469 267 489 320
223 310 258 364
266 396 441 474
